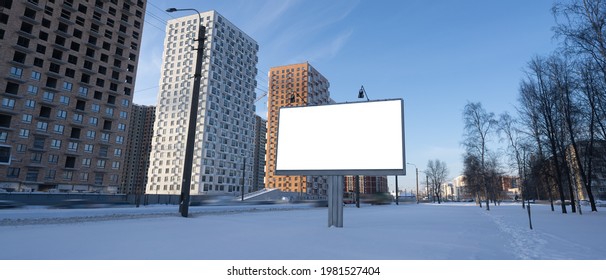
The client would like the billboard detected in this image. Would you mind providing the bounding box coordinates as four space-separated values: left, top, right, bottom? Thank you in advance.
275 99 405 176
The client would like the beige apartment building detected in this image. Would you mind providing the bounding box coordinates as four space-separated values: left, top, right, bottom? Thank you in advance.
264 62 332 195
0 0 146 193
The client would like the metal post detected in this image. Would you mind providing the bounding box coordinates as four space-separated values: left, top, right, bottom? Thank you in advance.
328 176 343 228
355 175 360 208
168 8 205 218
415 168 419 203
241 157 246 201
395 176 399 205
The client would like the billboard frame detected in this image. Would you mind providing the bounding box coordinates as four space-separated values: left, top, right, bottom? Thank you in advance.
274 98 406 176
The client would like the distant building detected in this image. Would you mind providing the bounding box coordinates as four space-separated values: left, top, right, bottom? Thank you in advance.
121 104 155 195
0 0 147 193
566 140 606 200
146 10 259 196
499 175 521 199
452 175 472 201
252 115 266 192
344 176 389 194
264 62 331 195
441 182 454 201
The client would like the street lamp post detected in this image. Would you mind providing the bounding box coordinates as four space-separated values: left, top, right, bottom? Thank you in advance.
407 162 419 203
395 176 399 205
358 85 369 101
354 86 370 208
166 8 205 217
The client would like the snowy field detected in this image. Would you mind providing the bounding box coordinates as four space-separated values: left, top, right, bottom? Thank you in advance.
1 202 604 279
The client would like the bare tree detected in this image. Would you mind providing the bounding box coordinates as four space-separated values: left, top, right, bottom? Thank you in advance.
462 102 497 210
518 56 569 213
463 153 483 207
498 112 531 208
426 159 449 204
554 0 606 212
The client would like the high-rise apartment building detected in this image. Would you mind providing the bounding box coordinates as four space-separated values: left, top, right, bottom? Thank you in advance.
252 114 266 192
0 0 146 193
146 11 258 196
265 62 331 195
121 104 155 195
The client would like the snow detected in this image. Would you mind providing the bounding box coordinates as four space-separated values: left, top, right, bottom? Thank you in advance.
1 202 604 278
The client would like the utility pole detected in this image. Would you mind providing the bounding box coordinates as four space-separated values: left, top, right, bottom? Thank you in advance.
166 8 205 218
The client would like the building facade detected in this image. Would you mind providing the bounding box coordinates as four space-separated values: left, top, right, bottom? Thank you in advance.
344 176 389 194
264 62 332 195
121 104 154 195
566 140 606 201
146 10 259 196
0 0 146 193
252 114 266 192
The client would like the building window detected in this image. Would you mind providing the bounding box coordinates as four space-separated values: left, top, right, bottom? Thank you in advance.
56 110 67 119
2 98 15 109
48 154 59 164
73 114 83 123
63 171 73 180
26 171 39 181
26 85 38 95
9 67 23 78
30 152 42 163
68 142 78 152
65 156 76 169
19 129 30 138
53 124 65 134
86 131 95 139
82 158 91 167
22 114 32 123
36 121 48 132
59 96 70 105
99 146 108 157
95 173 104 185
84 144 93 153
43 169 55 180
7 167 20 178
25 100 36 108
16 144 26 152
43 91 55 102
50 139 61 149
79 87 89 97
63 82 73 91
31 71 41 81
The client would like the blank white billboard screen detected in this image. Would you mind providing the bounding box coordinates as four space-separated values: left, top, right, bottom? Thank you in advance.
275 99 405 176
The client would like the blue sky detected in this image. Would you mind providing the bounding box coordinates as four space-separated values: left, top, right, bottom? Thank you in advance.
133 0 561 192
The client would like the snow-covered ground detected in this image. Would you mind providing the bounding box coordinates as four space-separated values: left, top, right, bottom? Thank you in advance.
1 202 604 278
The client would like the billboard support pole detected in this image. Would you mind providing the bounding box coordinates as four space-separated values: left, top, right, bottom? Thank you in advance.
328 176 343 228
